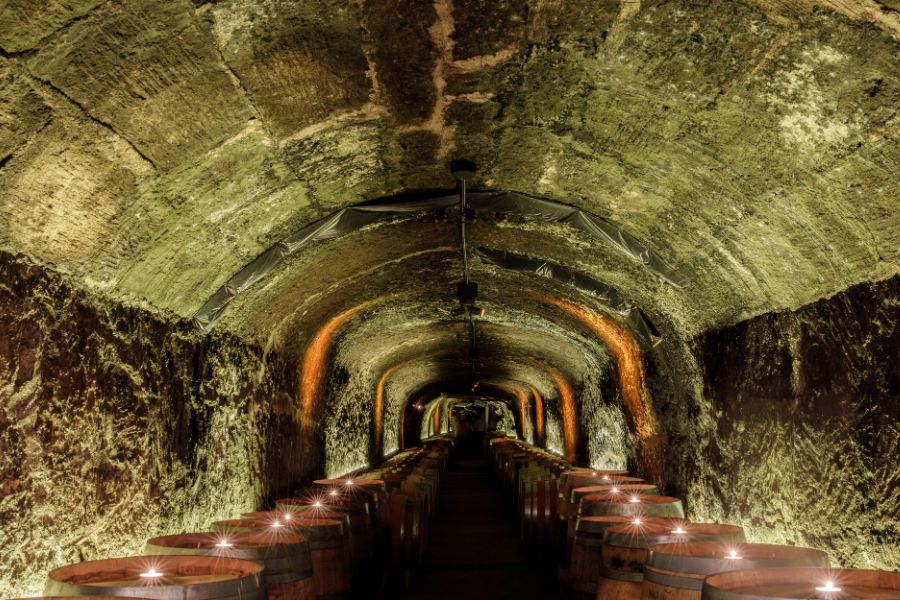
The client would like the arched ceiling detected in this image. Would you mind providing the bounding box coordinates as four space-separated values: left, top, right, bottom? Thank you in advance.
1 0 898 393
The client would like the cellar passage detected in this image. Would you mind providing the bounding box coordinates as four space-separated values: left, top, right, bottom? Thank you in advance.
0 0 898 597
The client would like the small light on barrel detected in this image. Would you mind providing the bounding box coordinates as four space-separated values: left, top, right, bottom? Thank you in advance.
271 520 283 528
672 526 686 534
725 549 742 560
602 474 610 481
346 479 354 486
611 487 620 494
140 567 163 578
816 581 841 593
215 538 233 548
313 500 323 507
629 495 640 503
330 489 338 496
632 518 642 526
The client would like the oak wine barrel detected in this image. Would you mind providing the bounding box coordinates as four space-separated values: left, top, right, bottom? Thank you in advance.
44 555 264 600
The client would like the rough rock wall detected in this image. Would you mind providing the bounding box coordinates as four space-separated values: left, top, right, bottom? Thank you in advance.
683 275 899 569
0 252 303 597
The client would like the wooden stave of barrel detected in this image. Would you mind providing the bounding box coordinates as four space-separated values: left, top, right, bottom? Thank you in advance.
44 555 265 600
143 531 315 600
643 542 830 600
700 567 899 600
212 516 352 598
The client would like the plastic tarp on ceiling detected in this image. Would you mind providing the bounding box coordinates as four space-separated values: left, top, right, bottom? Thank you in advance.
193 190 687 332
475 247 662 346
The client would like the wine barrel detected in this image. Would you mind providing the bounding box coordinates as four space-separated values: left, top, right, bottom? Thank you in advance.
568 516 633 598
277 496 372 566
213 516 352 598
144 531 314 600
596 521 745 600
701 567 898 600
45 555 264 600
644 542 830 600
313 478 388 526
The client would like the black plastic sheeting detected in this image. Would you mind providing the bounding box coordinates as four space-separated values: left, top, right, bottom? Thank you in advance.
476 247 662 347
193 190 686 332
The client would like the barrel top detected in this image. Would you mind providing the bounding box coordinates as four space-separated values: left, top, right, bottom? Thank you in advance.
649 541 825 562
582 493 681 505
313 478 385 488
609 521 743 538
147 531 306 550
214 516 290 530
47 554 264 586
283 517 344 528
572 484 656 499
702 567 899 600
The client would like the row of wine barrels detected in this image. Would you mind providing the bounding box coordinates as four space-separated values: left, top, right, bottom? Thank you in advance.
211 515 351 598
144 532 315 600
643 542 829 600
486 437 900 600
357 435 455 587
593 521 748 600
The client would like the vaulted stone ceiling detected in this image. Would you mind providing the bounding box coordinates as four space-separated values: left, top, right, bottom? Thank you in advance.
2 0 897 349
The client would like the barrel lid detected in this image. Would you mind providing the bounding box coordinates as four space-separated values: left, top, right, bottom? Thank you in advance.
571 484 657 502
605 522 746 549
701 567 897 600
647 542 827 579
46 554 264 589
313 478 385 489
147 531 306 551
574 515 632 533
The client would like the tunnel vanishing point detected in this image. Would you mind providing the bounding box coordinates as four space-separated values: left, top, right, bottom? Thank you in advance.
0 0 898 597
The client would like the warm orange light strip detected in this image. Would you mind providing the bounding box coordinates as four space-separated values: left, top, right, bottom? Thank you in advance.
299 302 373 432
433 403 441 434
374 363 402 455
374 353 447 455
546 367 577 461
542 296 658 441
531 386 544 442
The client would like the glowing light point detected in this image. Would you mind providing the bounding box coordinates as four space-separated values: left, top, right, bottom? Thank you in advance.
330 490 338 496
215 539 233 548
602 475 610 481
632 518 642 525
140 568 163 578
592 471 597 476
346 479 354 486
672 527 686 535
611 487 620 494
313 501 322 507
725 549 742 560
816 581 841 593
271 520 284 528
629 495 640 503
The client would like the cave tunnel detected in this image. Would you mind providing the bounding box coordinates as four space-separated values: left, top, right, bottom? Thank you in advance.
0 0 898 598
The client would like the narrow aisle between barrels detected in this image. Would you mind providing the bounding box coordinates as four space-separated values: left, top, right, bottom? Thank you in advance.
395 446 559 600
